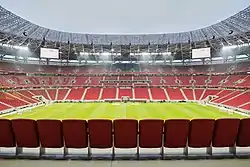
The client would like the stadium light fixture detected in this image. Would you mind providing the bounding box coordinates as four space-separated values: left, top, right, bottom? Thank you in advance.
14 45 29 51
101 52 111 56
141 52 150 56
161 52 171 56
222 43 250 50
0 43 28 51
222 45 237 50
80 52 89 56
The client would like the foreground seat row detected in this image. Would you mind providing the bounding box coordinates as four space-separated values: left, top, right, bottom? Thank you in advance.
0 118 250 160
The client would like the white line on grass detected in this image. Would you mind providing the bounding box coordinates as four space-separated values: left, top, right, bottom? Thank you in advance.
0 103 45 117
122 102 127 119
207 103 250 116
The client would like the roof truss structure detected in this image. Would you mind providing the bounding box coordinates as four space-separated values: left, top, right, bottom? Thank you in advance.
0 5 250 61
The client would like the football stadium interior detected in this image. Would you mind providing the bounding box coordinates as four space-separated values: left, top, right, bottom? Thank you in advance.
1 3 250 165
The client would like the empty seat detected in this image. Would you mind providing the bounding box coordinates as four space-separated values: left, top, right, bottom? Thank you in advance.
212 119 240 147
188 119 215 148
37 120 63 148
0 119 15 147
88 119 112 148
11 119 39 147
236 118 250 147
62 120 88 148
164 119 189 148
114 119 138 148
139 119 164 148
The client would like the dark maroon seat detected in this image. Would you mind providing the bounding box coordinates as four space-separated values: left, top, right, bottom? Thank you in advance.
212 119 240 147
236 118 250 147
139 119 164 148
11 119 39 147
62 120 88 148
37 120 63 148
114 119 138 148
0 119 15 147
88 119 112 148
164 119 189 148
188 119 214 148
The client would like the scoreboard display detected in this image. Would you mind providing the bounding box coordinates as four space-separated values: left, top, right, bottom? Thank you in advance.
40 48 59 59
192 47 211 59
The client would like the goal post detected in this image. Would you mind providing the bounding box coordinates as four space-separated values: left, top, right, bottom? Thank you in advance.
45 100 53 106
121 96 130 103
199 100 207 106
17 108 23 115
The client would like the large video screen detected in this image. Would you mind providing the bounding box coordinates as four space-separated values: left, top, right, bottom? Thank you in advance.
40 48 59 59
192 47 211 59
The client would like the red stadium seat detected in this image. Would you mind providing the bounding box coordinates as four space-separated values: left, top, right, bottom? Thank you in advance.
236 118 250 147
0 119 15 147
88 119 112 148
11 119 39 148
212 119 240 147
62 120 88 148
139 119 164 148
37 120 63 148
114 119 138 148
164 119 189 148
188 119 215 148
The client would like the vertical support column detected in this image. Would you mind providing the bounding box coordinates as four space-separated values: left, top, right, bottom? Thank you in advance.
88 134 92 160
229 145 236 156
183 146 188 156
137 132 139 160
55 88 59 101
132 87 135 100
40 147 45 158
64 147 68 159
16 147 23 156
206 146 212 156
161 133 164 160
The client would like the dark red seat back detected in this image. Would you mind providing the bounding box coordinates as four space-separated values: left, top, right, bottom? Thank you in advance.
139 119 164 148
0 119 15 147
212 119 240 147
37 120 63 148
188 119 214 148
237 118 250 147
88 119 112 148
11 119 39 147
114 119 138 148
62 120 88 148
164 119 189 148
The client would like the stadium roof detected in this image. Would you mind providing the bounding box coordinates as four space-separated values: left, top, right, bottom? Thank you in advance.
1 5 250 45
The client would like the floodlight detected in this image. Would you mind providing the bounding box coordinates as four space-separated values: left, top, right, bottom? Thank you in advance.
222 45 237 50
14 45 29 50
0 43 28 51
222 43 250 50
141 52 150 56
102 52 110 56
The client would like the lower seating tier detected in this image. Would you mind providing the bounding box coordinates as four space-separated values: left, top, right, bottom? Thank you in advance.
1 88 250 111
0 118 250 159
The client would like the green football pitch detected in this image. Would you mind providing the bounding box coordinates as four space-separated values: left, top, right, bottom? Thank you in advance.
2 102 248 120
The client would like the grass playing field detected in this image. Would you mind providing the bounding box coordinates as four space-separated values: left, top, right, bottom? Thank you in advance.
2 102 248 120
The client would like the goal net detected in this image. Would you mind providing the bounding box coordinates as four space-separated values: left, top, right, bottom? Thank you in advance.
219 107 234 115
199 100 207 106
121 96 130 103
45 100 53 106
